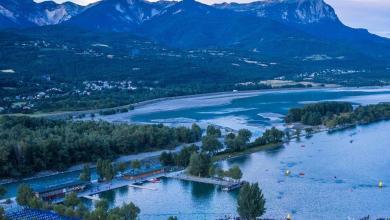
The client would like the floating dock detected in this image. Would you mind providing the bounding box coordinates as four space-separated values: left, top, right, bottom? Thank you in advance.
169 173 242 191
82 195 101 201
128 184 157 191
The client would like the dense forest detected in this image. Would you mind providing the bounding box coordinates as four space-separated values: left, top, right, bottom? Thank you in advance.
285 101 353 125
285 101 390 127
326 103 390 127
0 116 202 178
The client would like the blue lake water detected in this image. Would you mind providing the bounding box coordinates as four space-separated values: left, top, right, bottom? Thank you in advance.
95 121 390 220
2 87 390 219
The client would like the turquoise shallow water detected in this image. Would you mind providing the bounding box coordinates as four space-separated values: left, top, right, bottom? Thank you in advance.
130 87 390 137
2 87 390 219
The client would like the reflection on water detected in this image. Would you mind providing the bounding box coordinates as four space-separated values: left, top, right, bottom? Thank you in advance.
190 182 216 199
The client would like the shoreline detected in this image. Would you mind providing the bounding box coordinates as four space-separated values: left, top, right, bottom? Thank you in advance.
40 84 390 120
2 86 390 190
0 142 198 187
3 85 342 119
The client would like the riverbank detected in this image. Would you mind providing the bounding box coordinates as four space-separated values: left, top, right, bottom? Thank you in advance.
0 142 200 187
4 84 341 120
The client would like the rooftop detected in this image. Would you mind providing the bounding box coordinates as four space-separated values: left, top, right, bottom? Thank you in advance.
33 180 89 194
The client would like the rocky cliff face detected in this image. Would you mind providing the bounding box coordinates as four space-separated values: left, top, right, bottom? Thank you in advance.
0 0 84 28
215 0 339 24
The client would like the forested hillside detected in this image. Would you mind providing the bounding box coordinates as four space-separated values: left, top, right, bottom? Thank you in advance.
1 26 388 114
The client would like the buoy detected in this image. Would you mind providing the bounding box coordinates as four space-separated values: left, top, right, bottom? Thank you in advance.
379 181 383 188
299 172 305 176
285 170 291 176
286 213 292 220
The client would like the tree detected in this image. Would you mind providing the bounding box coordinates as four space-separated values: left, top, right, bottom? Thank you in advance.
254 127 284 146
116 162 128 174
88 199 109 220
96 159 104 180
117 202 140 220
107 202 140 220
237 183 266 220
79 164 91 182
97 159 115 181
226 165 242 181
64 192 80 208
53 204 67 216
16 184 34 206
285 102 353 125
75 203 89 218
175 145 197 167
131 160 141 169
295 128 301 141
187 152 211 177
0 185 6 198
27 196 44 209
0 116 201 179
201 135 222 155
0 206 6 220
305 127 314 137
237 129 252 143
215 167 225 178
208 165 216 177
160 152 175 166
191 123 202 142
206 125 221 137
64 207 76 218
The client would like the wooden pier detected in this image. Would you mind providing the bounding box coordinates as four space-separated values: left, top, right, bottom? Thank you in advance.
169 173 242 191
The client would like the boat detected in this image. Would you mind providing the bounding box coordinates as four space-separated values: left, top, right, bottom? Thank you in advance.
149 178 161 183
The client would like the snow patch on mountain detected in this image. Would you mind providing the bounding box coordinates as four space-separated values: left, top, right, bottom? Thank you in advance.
116 4 125 13
0 4 17 22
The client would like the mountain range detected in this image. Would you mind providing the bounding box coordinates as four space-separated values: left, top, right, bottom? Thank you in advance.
0 0 85 27
1 0 389 57
1 0 390 114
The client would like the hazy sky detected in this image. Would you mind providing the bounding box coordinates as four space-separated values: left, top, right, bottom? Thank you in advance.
35 0 390 38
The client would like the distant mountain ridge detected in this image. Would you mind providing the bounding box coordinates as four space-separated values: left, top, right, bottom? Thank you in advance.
67 0 175 32
214 0 339 25
0 0 84 28
1 0 389 59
